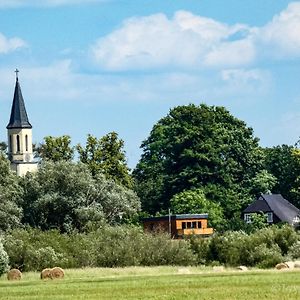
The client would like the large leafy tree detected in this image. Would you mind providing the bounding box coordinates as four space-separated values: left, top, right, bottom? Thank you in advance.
264 145 300 208
77 132 133 188
20 161 140 232
133 104 264 216
35 135 74 162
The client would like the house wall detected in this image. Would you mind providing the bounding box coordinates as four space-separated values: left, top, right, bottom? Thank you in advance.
143 217 213 238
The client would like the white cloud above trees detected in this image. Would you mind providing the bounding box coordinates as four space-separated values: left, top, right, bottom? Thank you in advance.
91 2 300 70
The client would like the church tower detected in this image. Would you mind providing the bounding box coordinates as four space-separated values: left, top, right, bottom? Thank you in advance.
7 69 38 176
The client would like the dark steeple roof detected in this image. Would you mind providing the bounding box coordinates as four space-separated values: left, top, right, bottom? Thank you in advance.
7 76 32 129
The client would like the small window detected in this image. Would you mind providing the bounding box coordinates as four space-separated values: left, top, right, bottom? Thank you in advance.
16 135 20 152
267 212 273 223
244 213 251 224
25 135 28 152
9 135 12 153
182 222 186 229
187 222 191 229
192 222 197 229
197 221 202 229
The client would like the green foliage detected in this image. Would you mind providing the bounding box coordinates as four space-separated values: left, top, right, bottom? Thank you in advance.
247 212 269 232
250 170 277 195
0 240 9 276
77 132 133 188
170 189 224 229
134 104 263 217
20 161 140 232
0 154 23 231
35 135 74 161
3 227 195 271
264 145 300 208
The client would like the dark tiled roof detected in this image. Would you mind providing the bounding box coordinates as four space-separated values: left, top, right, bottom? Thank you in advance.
7 78 32 129
243 194 300 224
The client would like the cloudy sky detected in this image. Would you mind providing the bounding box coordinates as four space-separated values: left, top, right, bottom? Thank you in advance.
0 0 300 167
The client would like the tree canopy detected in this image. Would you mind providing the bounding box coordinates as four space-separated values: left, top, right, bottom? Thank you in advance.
35 135 74 162
77 132 133 188
133 104 264 216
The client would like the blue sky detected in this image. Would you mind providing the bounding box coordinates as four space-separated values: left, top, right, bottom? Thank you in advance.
0 0 300 168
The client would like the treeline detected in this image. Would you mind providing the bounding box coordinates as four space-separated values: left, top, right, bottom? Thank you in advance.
1 103 300 231
1 225 300 272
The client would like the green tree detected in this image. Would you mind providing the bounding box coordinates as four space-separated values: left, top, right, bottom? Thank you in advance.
133 104 263 216
170 188 224 229
264 145 300 207
249 170 277 196
20 161 140 232
77 132 133 188
35 135 74 161
0 154 23 231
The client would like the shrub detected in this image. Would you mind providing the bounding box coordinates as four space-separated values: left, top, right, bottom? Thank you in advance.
0 240 9 276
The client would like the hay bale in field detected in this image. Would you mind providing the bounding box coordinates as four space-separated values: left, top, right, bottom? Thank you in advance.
41 268 52 280
212 266 224 272
284 261 294 269
294 261 300 268
50 267 65 279
7 269 22 280
275 263 289 270
236 266 248 271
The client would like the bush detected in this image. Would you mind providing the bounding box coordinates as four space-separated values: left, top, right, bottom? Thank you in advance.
0 240 9 276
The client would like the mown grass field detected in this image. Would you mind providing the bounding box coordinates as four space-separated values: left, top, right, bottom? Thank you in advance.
0 266 300 300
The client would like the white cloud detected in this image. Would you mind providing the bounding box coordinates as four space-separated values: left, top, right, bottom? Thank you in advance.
91 3 300 70
91 10 253 70
259 2 300 58
0 32 26 54
0 0 106 8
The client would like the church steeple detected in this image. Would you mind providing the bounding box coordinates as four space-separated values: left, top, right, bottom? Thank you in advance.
7 69 32 129
7 69 37 176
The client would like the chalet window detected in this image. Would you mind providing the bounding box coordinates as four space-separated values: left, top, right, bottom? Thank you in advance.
182 222 186 229
192 222 197 228
267 212 273 223
197 221 202 229
187 222 191 229
244 213 251 223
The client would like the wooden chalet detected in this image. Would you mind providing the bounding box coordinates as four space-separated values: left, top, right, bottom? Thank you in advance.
142 214 213 238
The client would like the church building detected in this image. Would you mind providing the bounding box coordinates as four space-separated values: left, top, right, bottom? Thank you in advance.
6 70 38 176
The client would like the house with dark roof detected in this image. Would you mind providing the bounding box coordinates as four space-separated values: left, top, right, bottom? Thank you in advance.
243 194 300 226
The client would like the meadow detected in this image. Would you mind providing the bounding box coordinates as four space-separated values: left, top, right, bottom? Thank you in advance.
0 267 300 300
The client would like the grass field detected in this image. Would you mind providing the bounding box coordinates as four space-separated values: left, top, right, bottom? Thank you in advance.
1 266 300 300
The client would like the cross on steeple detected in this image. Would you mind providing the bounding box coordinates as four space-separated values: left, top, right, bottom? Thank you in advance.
15 68 19 81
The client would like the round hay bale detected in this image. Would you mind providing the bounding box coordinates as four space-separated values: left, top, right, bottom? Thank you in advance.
275 263 289 270
41 268 52 280
285 261 294 269
50 267 64 279
236 266 248 271
7 269 22 281
294 261 300 268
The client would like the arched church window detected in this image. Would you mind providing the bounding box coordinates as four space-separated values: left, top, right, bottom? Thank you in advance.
25 135 28 152
9 135 12 153
16 135 20 152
